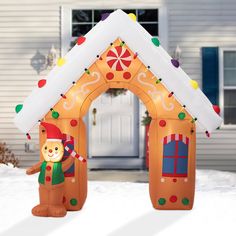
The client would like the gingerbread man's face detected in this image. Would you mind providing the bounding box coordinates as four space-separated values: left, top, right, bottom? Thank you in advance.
42 141 64 162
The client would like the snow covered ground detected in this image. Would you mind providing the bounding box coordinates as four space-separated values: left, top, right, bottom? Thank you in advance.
0 164 236 236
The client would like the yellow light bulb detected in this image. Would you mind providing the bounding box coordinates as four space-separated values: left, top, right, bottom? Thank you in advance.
190 79 199 89
128 13 137 21
57 58 66 67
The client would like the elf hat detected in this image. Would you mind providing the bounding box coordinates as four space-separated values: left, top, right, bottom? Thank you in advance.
40 122 63 142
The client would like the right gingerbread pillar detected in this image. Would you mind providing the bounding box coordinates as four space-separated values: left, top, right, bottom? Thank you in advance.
148 118 196 210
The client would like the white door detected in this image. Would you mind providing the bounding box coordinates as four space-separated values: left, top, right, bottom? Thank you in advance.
88 91 139 157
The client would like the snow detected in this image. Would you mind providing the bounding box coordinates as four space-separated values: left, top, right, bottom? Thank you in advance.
0 164 236 236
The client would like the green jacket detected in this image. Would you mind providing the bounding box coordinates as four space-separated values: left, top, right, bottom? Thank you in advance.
38 161 64 185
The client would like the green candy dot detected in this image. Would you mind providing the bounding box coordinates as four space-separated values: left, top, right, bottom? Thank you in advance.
182 198 189 205
52 110 59 119
151 37 160 47
70 198 77 206
15 104 23 113
158 198 166 205
178 112 186 120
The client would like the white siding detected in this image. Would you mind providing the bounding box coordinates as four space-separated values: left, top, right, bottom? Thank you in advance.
0 0 235 170
167 0 236 171
0 1 61 165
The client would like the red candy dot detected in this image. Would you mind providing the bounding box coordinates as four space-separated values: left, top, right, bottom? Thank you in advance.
170 195 177 203
106 72 114 80
123 72 131 80
213 105 220 114
46 176 51 182
46 166 51 171
173 178 177 183
38 79 46 88
133 52 138 59
159 120 166 127
26 133 31 140
70 119 78 127
77 36 86 45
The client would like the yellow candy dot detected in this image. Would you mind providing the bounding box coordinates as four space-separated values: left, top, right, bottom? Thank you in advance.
128 13 136 21
190 79 199 89
57 58 66 67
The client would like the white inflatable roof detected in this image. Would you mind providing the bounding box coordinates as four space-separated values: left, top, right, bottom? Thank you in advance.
14 9 222 134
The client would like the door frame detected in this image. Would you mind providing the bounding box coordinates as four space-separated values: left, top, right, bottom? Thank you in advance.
60 4 168 168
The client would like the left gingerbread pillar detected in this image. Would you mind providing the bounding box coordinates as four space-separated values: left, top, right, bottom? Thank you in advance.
39 118 87 211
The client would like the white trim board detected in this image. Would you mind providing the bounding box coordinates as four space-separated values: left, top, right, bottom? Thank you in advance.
219 47 236 129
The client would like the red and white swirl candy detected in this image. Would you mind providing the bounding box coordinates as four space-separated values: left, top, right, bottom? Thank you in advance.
106 46 132 71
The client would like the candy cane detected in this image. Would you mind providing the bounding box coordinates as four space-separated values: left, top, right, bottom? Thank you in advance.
63 136 86 163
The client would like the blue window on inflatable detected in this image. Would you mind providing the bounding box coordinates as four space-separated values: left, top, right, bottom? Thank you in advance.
162 134 189 177
62 135 75 177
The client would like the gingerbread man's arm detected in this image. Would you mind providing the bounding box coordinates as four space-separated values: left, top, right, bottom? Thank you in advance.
26 161 43 175
62 156 74 172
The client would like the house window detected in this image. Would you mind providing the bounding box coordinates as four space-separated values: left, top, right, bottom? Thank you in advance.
223 51 236 124
71 9 159 38
162 134 189 177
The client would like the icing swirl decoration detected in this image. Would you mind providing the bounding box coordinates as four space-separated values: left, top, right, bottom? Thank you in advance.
106 46 132 71
136 72 174 111
63 72 101 110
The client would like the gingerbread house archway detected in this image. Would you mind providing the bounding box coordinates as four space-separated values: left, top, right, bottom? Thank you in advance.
14 10 222 211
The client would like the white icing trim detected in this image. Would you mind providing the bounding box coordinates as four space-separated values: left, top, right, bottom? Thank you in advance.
46 139 62 142
14 9 222 134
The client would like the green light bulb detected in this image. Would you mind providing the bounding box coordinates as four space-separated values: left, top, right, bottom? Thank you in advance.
52 110 59 119
151 37 160 47
15 104 23 113
178 112 186 120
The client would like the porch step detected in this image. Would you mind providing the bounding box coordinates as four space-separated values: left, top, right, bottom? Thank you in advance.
88 170 148 182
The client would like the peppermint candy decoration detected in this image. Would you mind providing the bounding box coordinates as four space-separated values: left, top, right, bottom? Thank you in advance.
106 46 132 71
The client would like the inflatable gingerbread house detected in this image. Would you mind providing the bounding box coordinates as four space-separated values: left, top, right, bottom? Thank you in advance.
14 9 222 211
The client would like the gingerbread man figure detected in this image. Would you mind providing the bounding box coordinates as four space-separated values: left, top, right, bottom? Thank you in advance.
26 122 74 217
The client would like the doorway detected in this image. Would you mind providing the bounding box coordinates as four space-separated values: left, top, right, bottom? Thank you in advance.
88 90 139 158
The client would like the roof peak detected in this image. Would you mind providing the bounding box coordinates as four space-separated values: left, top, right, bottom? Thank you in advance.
14 9 222 134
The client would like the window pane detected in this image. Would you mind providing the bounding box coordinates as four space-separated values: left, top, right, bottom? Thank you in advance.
224 69 236 86
140 23 158 35
94 9 114 22
62 139 75 177
178 142 188 156
72 24 92 37
224 90 236 106
224 51 236 68
138 9 158 22
72 10 92 23
224 107 236 124
163 141 176 156
162 158 175 174
122 9 136 15
224 90 236 124
176 158 188 174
